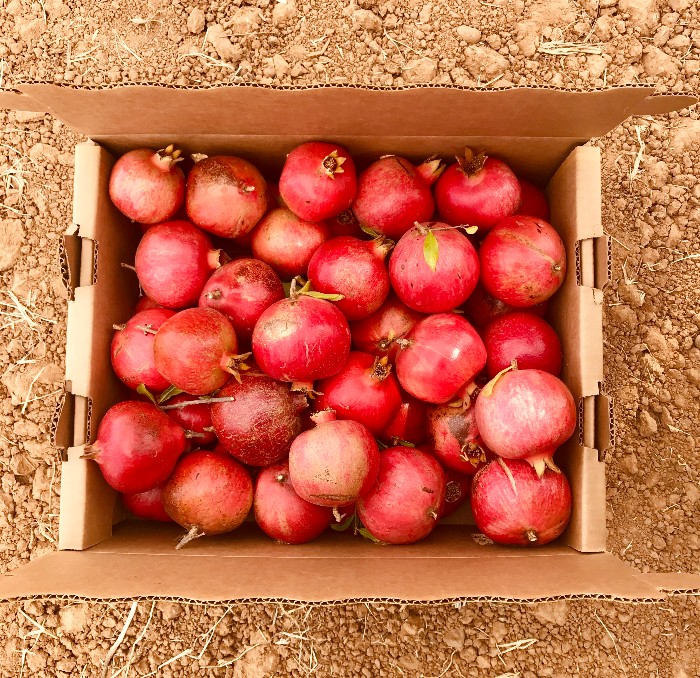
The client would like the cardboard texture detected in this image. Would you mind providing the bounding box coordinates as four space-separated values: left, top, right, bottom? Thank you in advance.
1 84 699 602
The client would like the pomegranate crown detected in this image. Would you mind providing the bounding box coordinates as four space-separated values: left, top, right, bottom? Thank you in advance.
321 149 347 179
456 146 487 176
156 144 185 169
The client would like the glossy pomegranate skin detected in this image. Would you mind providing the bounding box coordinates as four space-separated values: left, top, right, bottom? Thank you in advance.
516 177 550 221
463 282 549 329
121 484 173 523
381 392 429 445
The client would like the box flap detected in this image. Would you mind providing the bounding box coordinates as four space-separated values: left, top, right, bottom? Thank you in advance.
628 94 698 116
0 89 48 112
641 572 700 592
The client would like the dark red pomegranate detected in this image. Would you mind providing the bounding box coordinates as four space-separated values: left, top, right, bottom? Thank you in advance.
381 392 429 445
134 220 225 309
471 458 571 546
279 142 357 221
395 313 487 404
480 215 566 307
251 208 331 279
463 282 549 329
316 352 402 436
254 461 333 544
440 469 472 519
162 393 217 445
121 484 173 523
111 308 175 393
516 177 550 221
434 147 521 231
308 236 392 321
328 209 362 238
199 258 284 342
389 223 480 313
108 145 185 224
186 155 267 238
82 401 186 494
357 446 446 545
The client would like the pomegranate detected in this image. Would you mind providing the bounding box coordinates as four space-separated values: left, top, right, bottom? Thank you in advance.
289 410 379 507
434 147 521 231
414 157 446 186
154 308 248 395
479 215 566 307
134 220 225 309
133 296 163 313
121 484 172 523
316 352 402 436
254 461 333 544
164 450 254 548
251 282 351 393
350 293 424 362
81 401 186 494
463 282 548 329
108 145 185 224
328 209 362 238
389 223 480 313
471 458 572 546
279 142 357 221
440 469 472 519
161 393 217 445
357 446 445 545
251 208 331 279
395 313 487 404
516 177 550 221
111 308 175 393
186 155 267 238
308 236 392 320
382 392 429 445
474 367 576 476
211 372 307 466
483 312 562 378
351 156 440 240
199 258 284 342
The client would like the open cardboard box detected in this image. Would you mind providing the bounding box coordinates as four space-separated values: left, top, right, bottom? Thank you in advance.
1 84 700 602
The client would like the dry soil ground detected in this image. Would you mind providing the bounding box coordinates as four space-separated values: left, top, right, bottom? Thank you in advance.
1 0 700 676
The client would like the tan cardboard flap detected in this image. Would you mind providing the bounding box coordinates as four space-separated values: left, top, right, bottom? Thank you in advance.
628 94 698 116
0 89 48 112
642 572 700 592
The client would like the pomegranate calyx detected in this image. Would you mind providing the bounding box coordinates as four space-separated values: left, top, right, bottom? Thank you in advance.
206 289 223 300
428 508 439 520
221 352 253 383
112 323 126 332
321 149 346 179
275 473 287 484
445 480 462 503
156 144 185 169
526 529 538 543
291 381 323 398
175 525 205 550
370 355 392 382
528 452 561 478
80 444 99 461
456 146 487 176
416 157 446 186
311 409 337 425
480 361 517 398
370 235 394 260
336 209 357 226
394 338 413 350
460 442 486 467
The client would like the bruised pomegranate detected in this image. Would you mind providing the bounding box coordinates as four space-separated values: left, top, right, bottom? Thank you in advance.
162 393 217 445
382 392 429 445
186 155 267 238
121 483 172 523
463 282 548 329
251 208 331 279
211 372 307 466
475 367 576 476
480 215 566 307
164 450 253 548
357 446 445 545
109 145 185 224
316 352 401 436
308 236 392 320
434 147 521 231
254 461 333 544
154 308 248 395
516 177 550 221
471 458 571 546
389 223 480 313
111 308 175 392
289 410 379 507
395 313 487 404
279 142 357 221
199 258 284 342
483 312 562 378
134 220 225 309
440 470 472 519
82 401 186 493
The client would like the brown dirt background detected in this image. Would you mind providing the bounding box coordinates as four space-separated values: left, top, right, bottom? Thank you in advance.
1 0 700 675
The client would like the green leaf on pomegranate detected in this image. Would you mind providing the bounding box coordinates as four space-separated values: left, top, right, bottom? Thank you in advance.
395 439 416 448
331 513 356 532
357 527 384 544
360 224 381 239
423 230 439 271
136 383 157 405
303 291 345 301
158 384 184 404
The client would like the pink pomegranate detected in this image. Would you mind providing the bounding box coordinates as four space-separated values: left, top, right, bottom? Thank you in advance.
81 401 186 494
199 258 284 342
279 142 357 221
186 155 267 238
288 410 379 507
162 393 217 446
121 483 172 523
516 178 550 221
471 458 572 546
328 209 362 238
463 282 549 329
133 296 163 314
434 147 521 231
382 392 429 445
111 308 175 392
357 446 445 545
134 220 225 309
154 308 248 395
475 367 576 476
483 312 562 378
108 145 185 224
308 236 392 320
480 215 566 307
251 208 331 279
351 156 440 240
389 223 480 313
440 469 472 519
350 293 424 362
254 461 333 544
164 450 254 548
211 373 307 466
395 313 487 404
316 352 402 436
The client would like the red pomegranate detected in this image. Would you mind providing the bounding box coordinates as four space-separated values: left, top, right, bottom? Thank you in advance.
381 392 429 445
440 469 472 519
463 282 549 329
328 209 362 238
516 177 550 221
162 393 217 446
121 484 173 523
133 296 163 313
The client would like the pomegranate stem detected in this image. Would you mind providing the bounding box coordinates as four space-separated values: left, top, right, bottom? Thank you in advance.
112 323 126 331
159 396 236 410
184 430 206 439
80 445 99 461
134 325 158 335
120 263 137 272
175 525 204 550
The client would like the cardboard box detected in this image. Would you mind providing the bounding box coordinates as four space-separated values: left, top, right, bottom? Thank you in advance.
1 84 699 602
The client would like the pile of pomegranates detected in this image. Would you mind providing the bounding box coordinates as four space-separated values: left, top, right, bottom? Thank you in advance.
95 142 575 549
